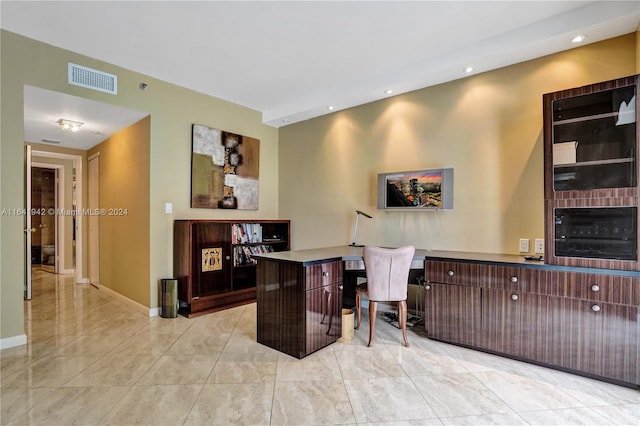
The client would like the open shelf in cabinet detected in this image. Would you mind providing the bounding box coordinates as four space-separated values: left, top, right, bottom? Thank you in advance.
549 82 636 193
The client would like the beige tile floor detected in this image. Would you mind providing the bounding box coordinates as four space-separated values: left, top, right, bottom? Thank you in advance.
1 268 638 425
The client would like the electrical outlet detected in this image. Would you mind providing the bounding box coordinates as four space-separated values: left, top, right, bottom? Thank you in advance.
535 238 544 254
519 238 530 253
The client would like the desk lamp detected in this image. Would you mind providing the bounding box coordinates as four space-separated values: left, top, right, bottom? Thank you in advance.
350 210 373 247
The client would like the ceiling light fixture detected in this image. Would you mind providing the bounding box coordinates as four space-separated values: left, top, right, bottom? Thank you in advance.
384 89 394 95
571 34 586 43
463 66 474 74
57 118 83 132
327 106 335 111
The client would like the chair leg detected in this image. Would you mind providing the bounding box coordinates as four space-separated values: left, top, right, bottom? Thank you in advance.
368 300 377 347
355 292 361 330
398 300 409 347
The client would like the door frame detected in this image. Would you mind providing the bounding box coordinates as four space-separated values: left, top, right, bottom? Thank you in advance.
31 150 85 283
88 153 99 287
25 145 32 300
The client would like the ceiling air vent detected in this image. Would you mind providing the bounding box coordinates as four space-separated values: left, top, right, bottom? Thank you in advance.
68 62 118 95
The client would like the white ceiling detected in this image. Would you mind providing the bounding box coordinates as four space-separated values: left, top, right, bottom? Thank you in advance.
23 85 149 150
2 1 640 149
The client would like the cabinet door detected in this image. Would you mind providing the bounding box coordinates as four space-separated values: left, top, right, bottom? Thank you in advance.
424 282 480 346
601 303 639 384
481 289 558 363
555 298 639 384
543 76 638 199
192 223 232 298
305 283 342 355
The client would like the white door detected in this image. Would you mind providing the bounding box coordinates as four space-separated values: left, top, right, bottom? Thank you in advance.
88 155 99 286
24 145 33 300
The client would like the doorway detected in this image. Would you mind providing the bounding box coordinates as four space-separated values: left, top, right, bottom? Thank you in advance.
28 150 85 289
31 167 58 273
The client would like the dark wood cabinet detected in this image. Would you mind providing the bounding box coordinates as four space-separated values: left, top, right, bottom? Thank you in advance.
424 282 480 347
423 260 481 346
551 272 639 385
543 75 640 271
256 259 343 358
174 219 290 317
305 262 343 354
424 258 639 388
481 288 559 364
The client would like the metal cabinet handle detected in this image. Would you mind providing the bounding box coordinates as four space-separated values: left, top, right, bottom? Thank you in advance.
591 284 600 292
322 271 329 277
225 255 231 260
338 285 343 290
424 284 431 290
510 276 518 283
447 270 454 276
511 294 518 301
591 304 601 312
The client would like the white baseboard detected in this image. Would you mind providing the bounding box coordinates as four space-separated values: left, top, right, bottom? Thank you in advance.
76 277 89 284
97 284 158 318
0 334 27 350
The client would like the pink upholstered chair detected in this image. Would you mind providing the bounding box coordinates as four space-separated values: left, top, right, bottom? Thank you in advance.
355 245 415 347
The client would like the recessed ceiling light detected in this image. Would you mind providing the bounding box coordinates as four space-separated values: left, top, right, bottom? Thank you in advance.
571 35 586 43
327 106 335 111
463 66 474 74
384 89 394 95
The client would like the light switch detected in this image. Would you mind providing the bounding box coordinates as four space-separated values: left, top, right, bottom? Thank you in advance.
165 202 173 214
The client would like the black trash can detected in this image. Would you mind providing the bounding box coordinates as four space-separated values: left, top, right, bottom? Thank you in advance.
160 279 178 318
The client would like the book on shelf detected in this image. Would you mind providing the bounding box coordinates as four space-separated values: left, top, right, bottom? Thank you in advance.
232 223 263 244
233 244 275 266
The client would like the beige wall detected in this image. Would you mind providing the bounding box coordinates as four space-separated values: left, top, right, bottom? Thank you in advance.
279 33 638 253
1 30 279 342
88 117 150 306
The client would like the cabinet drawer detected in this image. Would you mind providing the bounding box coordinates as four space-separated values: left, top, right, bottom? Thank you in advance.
552 271 640 305
425 260 478 286
480 265 549 294
305 261 343 290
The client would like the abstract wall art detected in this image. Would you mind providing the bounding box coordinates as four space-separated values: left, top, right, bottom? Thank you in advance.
191 124 260 209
